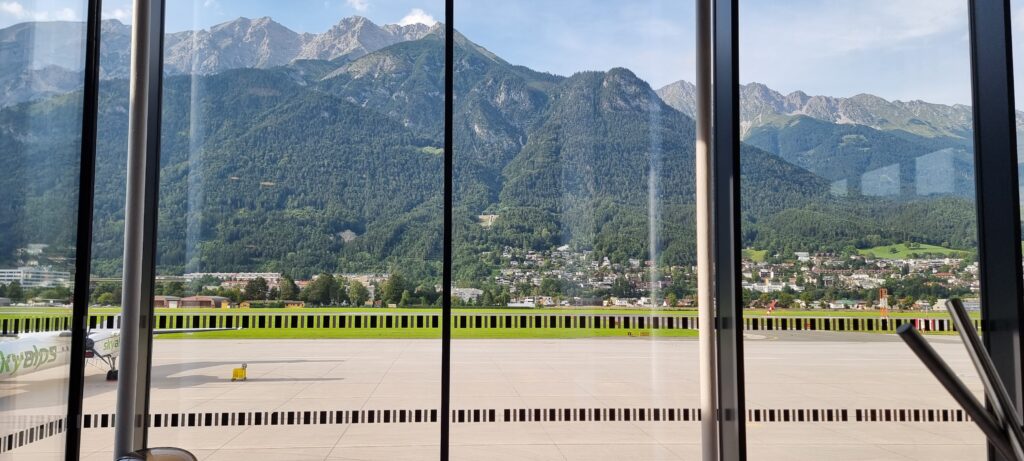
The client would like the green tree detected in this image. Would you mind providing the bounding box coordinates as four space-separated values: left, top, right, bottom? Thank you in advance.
164 281 185 297
664 292 678 307
302 273 340 306
349 280 369 307
611 277 632 297
187 275 220 296
97 292 117 305
90 282 121 305
244 277 269 301
279 275 299 300
7 281 23 302
539 277 562 296
381 273 407 305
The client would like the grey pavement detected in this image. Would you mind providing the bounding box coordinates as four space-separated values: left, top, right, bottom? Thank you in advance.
2 334 986 460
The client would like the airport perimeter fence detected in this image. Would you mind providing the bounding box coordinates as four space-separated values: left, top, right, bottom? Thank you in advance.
0 312 980 335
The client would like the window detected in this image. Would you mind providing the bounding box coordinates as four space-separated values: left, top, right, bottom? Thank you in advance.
451 1 700 458
739 0 985 458
0 1 91 458
147 2 443 458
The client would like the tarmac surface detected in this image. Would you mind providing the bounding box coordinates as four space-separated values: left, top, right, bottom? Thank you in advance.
2 332 986 460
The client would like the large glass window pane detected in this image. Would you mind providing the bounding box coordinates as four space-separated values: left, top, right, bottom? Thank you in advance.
452 2 699 459
0 1 90 458
739 1 984 459
147 2 443 459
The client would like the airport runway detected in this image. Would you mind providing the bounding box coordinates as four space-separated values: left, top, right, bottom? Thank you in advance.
3 333 985 460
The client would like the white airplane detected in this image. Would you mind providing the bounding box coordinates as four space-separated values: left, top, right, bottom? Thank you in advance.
0 327 233 381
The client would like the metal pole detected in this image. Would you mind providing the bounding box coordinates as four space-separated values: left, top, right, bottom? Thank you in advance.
696 0 719 459
947 299 1024 460
897 324 1018 460
115 0 156 456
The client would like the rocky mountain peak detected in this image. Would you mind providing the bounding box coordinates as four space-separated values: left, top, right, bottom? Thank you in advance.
654 80 696 117
382 22 432 41
657 79 988 141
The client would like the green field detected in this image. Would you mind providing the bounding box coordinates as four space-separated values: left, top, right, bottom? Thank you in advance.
743 248 768 262
858 243 969 259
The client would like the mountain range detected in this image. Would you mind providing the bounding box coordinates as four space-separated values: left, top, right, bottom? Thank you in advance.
0 17 981 279
0 16 432 107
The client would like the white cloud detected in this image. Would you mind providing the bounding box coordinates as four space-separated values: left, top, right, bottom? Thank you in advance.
1 1 79 21
743 0 966 58
54 7 75 21
738 0 974 104
0 1 25 18
397 8 436 27
103 7 130 22
346 0 368 12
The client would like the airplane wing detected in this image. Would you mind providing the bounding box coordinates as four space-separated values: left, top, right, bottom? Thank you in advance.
153 328 241 335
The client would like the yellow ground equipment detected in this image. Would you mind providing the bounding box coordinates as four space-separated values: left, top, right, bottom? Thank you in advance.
231 363 247 381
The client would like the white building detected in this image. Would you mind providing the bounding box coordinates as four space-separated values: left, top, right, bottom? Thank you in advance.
0 266 71 288
183 272 283 289
453 288 484 302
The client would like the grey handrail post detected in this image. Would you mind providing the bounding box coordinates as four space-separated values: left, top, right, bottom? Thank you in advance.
116 0 164 456
696 0 719 459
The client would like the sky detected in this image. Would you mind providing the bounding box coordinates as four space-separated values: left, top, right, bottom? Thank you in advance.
3 0 1024 106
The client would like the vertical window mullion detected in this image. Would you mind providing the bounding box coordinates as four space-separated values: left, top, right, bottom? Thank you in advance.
137 0 167 450
441 0 454 460
712 0 746 459
967 1 1024 461
65 0 104 459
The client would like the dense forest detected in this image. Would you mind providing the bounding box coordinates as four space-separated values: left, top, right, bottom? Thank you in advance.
744 114 976 198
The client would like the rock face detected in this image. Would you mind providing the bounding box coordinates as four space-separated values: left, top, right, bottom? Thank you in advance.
163 17 307 74
165 16 433 74
294 17 431 63
0 16 434 106
658 79 988 141
654 80 695 117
